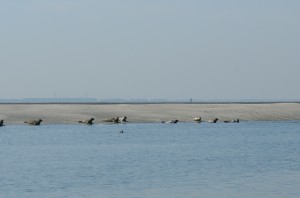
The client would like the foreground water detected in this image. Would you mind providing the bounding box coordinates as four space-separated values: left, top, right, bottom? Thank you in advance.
0 122 299 198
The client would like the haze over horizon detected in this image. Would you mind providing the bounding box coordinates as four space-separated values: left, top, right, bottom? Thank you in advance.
1 1 299 101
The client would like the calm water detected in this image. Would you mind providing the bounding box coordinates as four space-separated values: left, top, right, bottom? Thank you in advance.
0 122 299 198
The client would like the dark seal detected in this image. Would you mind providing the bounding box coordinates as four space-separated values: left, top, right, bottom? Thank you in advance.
78 118 95 125
24 119 43 125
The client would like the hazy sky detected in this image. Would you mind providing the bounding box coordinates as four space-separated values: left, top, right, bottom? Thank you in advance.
1 0 299 100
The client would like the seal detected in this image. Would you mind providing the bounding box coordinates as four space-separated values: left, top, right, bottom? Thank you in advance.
119 116 128 122
103 117 120 123
78 118 94 125
0 119 4 127
224 119 239 123
208 118 218 123
163 119 179 124
24 119 43 125
194 117 201 122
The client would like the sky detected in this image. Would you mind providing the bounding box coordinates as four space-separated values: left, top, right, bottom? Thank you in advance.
1 0 299 101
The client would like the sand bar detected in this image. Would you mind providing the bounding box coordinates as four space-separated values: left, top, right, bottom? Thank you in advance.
0 103 299 124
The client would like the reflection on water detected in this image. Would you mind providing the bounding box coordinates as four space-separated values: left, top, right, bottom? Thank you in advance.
0 122 300 198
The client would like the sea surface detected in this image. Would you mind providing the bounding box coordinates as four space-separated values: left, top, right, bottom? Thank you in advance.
0 121 299 198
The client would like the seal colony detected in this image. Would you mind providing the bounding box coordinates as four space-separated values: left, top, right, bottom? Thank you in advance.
0 103 299 125
0 116 239 126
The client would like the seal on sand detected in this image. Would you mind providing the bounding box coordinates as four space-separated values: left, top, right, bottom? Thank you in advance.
224 119 239 123
78 118 94 125
0 119 4 127
208 118 218 123
119 116 127 122
103 117 120 123
24 119 43 125
162 119 179 124
194 117 201 122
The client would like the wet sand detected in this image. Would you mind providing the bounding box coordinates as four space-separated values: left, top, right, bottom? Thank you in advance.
0 103 299 124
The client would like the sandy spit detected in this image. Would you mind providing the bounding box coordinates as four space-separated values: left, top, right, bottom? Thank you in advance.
0 103 299 124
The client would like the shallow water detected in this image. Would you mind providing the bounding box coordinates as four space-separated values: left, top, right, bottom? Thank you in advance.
0 121 300 198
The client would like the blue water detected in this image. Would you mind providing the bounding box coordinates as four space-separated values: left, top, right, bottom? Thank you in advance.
0 122 300 198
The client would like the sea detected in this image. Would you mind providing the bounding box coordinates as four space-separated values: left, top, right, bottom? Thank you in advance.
0 121 299 198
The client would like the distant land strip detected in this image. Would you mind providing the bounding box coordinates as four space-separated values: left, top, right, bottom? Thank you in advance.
0 103 300 124
0 101 299 105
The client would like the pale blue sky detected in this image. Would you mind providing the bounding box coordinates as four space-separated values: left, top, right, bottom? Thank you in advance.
1 0 299 100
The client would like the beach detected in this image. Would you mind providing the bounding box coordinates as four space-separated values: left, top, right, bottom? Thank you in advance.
0 103 299 124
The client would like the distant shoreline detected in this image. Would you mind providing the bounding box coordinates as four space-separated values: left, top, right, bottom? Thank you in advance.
0 101 299 105
0 103 300 124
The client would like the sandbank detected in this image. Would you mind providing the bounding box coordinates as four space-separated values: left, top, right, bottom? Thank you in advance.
0 103 299 125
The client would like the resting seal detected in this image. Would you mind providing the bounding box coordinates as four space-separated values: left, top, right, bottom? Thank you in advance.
119 116 127 122
78 118 94 125
103 117 120 123
24 119 43 125
163 119 179 124
224 119 239 123
194 117 201 122
0 119 4 127
208 118 218 123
